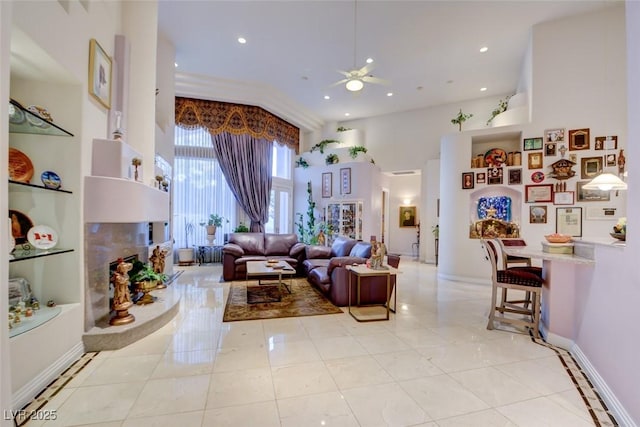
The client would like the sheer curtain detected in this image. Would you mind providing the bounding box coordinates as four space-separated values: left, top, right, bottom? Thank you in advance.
173 127 236 248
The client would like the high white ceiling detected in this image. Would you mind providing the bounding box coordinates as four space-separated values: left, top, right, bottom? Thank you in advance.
158 1 617 124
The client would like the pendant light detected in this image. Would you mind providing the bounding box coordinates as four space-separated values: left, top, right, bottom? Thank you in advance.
581 172 627 191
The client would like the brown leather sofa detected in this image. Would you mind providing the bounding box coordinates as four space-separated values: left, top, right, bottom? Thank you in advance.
303 236 400 307
222 233 306 281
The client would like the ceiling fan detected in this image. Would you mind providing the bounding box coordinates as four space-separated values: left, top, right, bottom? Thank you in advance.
330 0 388 92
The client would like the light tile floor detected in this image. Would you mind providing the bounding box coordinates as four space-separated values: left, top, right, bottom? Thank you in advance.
27 260 606 426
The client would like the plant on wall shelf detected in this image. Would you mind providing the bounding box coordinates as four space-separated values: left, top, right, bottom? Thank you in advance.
233 222 249 232
325 153 339 165
486 95 513 126
336 126 352 132
451 109 473 131
348 146 367 159
295 157 309 168
310 139 340 154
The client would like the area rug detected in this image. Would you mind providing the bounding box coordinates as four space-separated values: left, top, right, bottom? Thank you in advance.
247 285 281 304
223 278 343 322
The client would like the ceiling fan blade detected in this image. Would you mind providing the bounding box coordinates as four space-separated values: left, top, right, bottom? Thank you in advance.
337 70 353 78
358 63 375 76
362 76 389 85
328 78 349 88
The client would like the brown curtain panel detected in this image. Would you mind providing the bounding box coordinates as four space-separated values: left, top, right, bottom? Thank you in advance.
175 97 299 153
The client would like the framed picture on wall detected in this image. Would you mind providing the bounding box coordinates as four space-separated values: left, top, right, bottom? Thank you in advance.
594 135 617 150
568 128 590 150
400 206 417 228
577 181 610 202
476 172 486 184
321 172 332 198
556 207 582 237
544 128 565 143
487 167 503 185
88 39 112 109
523 137 543 151
525 184 553 203
527 152 543 169
580 156 603 179
340 168 351 195
462 172 474 189
529 205 548 224
553 191 575 205
508 168 522 185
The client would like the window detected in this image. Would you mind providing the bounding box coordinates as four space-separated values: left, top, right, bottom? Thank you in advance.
265 143 294 233
173 127 236 247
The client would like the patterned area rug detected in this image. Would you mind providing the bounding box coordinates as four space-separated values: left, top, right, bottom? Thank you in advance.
247 285 281 304
223 278 343 322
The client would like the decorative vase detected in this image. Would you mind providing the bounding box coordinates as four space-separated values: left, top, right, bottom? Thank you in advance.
206 234 215 244
177 248 194 264
135 280 158 305
206 225 217 236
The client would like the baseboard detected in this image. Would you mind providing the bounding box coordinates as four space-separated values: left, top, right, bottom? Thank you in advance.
571 343 636 427
539 323 574 351
12 341 84 410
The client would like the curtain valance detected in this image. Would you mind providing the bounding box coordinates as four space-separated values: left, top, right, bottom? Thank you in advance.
175 97 299 152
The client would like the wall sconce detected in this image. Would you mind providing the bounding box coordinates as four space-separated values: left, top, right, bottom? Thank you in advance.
403 199 411 205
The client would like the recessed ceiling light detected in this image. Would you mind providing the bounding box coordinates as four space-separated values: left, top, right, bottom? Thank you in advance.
446 80 453 84
387 92 393 97
238 37 247 44
480 46 488 53
366 58 374 64
480 87 487 91
174 62 178 68
345 113 350 117
324 95 330 100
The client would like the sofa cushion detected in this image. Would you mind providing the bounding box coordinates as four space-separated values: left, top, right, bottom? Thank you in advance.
331 236 358 257
302 258 330 275
349 242 371 258
229 232 265 255
289 242 306 257
265 233 298 255
306 245 332 260
308 266 331 286
327 256 367 275
222 243 244 257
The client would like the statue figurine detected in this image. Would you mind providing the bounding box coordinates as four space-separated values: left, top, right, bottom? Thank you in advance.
317 230 326 246
149 245 169 288
110 259 135 325
369 241 387 269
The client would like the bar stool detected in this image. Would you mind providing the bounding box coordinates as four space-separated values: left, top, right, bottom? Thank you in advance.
496 239 536 308
482 239 544 338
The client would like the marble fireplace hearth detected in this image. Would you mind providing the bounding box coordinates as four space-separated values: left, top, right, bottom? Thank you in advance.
83 222 180 351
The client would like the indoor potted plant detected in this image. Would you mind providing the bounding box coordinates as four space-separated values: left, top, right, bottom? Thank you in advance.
177 220 195 264
129 262 167 305
451 109 473 131
200 213 227 237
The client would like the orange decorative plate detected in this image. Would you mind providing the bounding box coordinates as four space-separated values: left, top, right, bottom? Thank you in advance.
8 148 34 183
484 148 507 167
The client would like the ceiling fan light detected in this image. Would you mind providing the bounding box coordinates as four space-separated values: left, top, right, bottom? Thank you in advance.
582 173 627 191
346 78 364 92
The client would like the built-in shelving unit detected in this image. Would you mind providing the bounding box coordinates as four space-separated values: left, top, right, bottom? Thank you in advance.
9 248 74 263
8 306 62 338
9 180 73 194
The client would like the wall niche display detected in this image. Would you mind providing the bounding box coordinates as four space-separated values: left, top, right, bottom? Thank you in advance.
469 196 520 239
568 128 590 150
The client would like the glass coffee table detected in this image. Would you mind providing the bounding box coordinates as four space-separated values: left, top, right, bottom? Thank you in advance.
245 260 296 294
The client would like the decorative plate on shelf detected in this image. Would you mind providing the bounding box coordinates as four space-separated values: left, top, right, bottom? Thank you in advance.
484 148 507 167
531 171 545 183
8 102 26 124
27 225 58 250
9 209 34 245
8 147 34 183
41 171 62 190
26 105 52 128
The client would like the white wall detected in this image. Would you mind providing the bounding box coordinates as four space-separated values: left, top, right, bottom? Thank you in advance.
387 174 421 256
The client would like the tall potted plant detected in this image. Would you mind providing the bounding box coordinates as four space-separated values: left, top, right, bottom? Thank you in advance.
200 214 227 243
177 220 195 264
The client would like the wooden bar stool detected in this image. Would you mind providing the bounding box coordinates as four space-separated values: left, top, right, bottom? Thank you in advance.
482 239 544 338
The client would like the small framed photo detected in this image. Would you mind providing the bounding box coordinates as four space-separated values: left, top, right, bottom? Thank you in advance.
508 168 522 185
553 191 575 205
400 206 417 228
476 172 486 184
525 184 553 203
462 172 474 189
545 128 565 143
585 206 618 220
556 207 582 237
577 181 610 202
523 137 543 151
606 153 617 167
529 205 548 224
528 152 543 169
88 39 112 109
321 172 332 198
568 128 590 150
487 167 503 185
545 143 557 156
580 156 603 179
340 168 351 195
594 135 617 150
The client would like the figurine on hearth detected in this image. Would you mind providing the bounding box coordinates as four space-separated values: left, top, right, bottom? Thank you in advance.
149 245 168 275
112 259 133 309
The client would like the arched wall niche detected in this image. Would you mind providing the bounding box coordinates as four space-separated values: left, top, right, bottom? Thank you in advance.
468 186 522 238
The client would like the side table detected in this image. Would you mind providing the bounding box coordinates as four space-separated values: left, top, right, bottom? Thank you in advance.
196 245 223 265
346 264 399 322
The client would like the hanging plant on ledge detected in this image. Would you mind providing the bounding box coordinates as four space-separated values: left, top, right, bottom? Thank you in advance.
348 146 367 159
336 126 352 132
451 109 473 132
487 95 513 126
311 139 341 154
325 153 339 165
295 157 309 168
